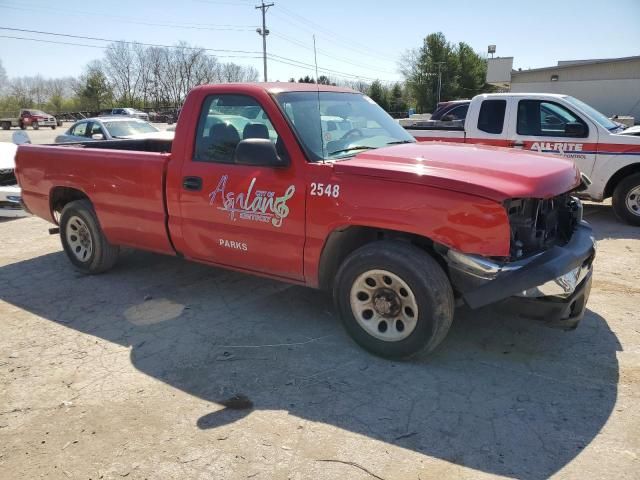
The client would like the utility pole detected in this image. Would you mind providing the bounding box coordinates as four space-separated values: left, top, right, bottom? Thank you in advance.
255 1 274 82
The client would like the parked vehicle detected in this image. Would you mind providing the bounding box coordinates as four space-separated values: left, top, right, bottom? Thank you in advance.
1 109 58 130
405 93 640 225
0 134 29 218
110 108 150 121
401 100 470 129
55 117 174 143
431 100 470 122
15 83 595 359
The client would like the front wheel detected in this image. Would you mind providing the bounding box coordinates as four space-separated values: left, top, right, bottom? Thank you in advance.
60 200 119 274
612 173 640 226
51 125 56 130
32 121 39 130
334 241 454 359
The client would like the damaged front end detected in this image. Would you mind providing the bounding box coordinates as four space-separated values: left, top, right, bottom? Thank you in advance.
441 194 595 329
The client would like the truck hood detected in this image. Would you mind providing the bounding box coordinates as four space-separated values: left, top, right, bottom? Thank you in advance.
333 143 581 202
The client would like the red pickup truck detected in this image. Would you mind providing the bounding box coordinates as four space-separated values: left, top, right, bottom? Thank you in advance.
16 83 595 358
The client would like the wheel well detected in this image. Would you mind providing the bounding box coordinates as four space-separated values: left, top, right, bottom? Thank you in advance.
50 187 90 222
318 226 442 291
604 163 640 199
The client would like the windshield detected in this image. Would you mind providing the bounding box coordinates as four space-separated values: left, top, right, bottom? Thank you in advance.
276 91 414 161
103 120 159 137
564 96 619 131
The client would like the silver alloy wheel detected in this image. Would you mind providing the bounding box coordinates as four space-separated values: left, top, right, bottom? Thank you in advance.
349 269 419 342
66 215 93 262
625 185 640 216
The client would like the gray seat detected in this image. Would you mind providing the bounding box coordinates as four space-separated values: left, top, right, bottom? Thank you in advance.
243 123 270 140
198 123 240 162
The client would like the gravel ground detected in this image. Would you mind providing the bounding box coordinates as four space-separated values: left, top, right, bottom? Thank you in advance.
0 204 638 480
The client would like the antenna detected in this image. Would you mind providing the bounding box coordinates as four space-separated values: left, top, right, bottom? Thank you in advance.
313 35 326 160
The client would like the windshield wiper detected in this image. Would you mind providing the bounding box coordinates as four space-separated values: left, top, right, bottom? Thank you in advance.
328 145 377 156
385 140 414 145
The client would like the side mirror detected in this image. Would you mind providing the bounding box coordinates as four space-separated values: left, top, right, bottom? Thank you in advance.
565 122 586 137
91 133 104 140
12 131 31 145
234 138 288 167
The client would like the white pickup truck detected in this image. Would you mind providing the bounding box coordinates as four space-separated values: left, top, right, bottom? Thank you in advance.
405 93 640 225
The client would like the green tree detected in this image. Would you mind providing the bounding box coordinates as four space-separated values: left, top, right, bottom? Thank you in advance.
456 42 487 98
401 32 488 113
389 83 408 113
78 62 113 110
368 80 389 111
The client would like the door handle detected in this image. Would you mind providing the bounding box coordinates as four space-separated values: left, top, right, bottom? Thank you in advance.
511 141 525 149
182 176 203 191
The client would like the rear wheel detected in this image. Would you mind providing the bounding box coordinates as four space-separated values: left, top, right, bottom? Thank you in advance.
32 121 39 130
60 200 119 274
1 122 9 130
51 125 56 130
334 241 454 359
612 173 640 226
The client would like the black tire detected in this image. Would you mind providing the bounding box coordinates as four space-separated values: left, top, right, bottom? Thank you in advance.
51 125 56 130
334 241 454 359
59 200 119 274
32 121 39 130
612 172 640 226
1 122 9 130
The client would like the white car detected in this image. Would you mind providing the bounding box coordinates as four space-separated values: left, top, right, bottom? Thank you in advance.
55 117 174 143
0 141 27 218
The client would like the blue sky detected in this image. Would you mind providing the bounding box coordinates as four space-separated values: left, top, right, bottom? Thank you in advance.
0 0 639 83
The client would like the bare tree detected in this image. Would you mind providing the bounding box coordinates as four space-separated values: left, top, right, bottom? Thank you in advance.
104 42 142 105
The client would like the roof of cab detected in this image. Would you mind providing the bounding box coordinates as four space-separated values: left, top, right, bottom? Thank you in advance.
193 82 358 95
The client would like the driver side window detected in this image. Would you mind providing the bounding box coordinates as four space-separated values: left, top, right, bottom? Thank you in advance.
193 94 281 163
517 100 588 137
70 122 87 137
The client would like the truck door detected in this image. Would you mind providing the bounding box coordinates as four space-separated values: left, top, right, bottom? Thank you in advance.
466 98 510 146
507 99 598 176
174 93 306 281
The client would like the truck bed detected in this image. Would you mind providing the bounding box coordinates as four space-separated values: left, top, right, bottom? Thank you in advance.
15 143 175 254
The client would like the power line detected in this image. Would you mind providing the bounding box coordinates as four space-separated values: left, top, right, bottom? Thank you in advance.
0 26 397 83
0 35 264 60
0 5 258 31
270 32 397 75
0 27 262 55
271 7 397 63
267 54 396 83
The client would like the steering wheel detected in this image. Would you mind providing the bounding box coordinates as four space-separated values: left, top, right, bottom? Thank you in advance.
339 128 364 141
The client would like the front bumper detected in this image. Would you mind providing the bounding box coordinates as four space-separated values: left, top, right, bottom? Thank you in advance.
445 222 596 328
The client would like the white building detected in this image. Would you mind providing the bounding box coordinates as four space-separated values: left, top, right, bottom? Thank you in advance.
486 55 640 121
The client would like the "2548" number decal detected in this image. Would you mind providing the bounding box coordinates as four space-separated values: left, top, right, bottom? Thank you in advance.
310 183 340 198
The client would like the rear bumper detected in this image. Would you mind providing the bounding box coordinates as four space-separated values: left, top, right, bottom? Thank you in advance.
445 222 596 327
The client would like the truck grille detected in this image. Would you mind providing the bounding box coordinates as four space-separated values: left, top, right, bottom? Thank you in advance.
0 169 17 187
506 194 581 259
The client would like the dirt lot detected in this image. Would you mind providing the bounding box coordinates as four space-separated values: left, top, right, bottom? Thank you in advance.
0 205 638 480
